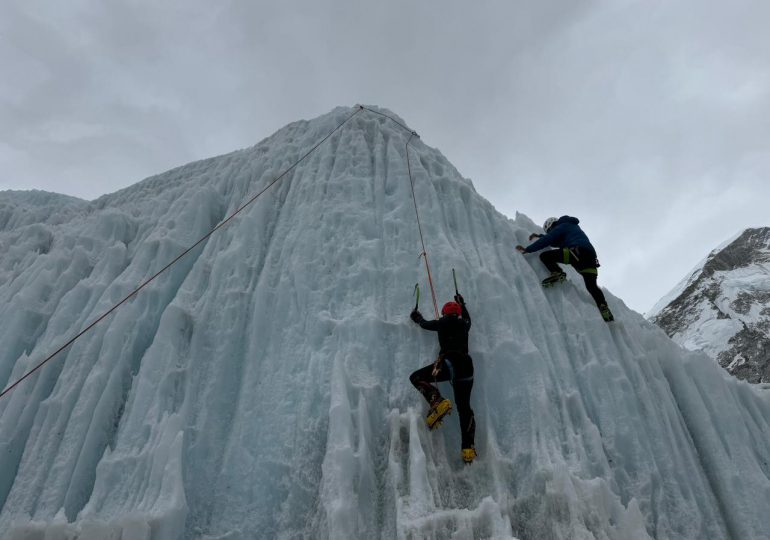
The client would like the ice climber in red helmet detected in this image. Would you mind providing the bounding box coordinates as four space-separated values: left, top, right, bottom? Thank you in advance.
410 294 476 464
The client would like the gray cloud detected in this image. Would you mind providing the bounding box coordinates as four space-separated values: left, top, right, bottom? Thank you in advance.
2 0 769 314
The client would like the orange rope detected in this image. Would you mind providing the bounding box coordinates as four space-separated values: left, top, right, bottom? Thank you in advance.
405 132 439 319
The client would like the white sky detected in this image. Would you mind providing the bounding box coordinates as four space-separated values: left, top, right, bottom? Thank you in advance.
2 0 769 315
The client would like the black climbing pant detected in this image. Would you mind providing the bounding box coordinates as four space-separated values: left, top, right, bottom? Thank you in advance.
410 354 475 448
539 247 608 309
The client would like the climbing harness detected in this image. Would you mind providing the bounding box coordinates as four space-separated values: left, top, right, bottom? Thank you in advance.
443 357 473 384
564 247 600 275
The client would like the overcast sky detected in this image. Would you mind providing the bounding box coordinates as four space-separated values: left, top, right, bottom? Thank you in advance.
2 0 769 315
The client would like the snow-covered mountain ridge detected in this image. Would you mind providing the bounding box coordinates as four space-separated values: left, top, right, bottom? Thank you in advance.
650 227 770 383
1 106 769 539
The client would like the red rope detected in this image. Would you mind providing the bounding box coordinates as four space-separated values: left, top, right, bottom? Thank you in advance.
0 106 364 401
405 132 439 319
361 107 441 317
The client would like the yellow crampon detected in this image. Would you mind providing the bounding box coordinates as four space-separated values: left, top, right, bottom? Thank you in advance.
426 398 452 430
462 446 477 464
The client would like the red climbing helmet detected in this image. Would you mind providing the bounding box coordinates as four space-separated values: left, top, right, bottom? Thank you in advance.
441 301 462 317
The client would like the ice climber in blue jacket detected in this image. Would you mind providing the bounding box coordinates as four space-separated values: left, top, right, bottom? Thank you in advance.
516 216 614 322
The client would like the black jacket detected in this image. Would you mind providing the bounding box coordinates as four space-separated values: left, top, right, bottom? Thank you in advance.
412 304 471 355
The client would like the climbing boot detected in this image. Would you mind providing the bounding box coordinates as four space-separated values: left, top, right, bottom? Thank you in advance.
541 271 567 288
461 446 478 464
599 304 614 322
426 398 452 430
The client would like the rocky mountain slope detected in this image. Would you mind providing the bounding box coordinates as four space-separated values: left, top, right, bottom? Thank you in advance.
650 227 770 383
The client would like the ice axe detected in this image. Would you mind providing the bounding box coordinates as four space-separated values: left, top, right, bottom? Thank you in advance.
452 267 464 305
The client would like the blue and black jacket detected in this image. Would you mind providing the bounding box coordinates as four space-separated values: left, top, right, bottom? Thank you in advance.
524 216 594 253
524 215 600 274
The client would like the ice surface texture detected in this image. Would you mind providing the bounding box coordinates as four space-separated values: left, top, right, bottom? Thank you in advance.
1 107 769 539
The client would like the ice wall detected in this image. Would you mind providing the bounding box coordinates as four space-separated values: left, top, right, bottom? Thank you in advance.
1 107 769 540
